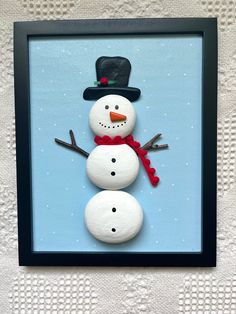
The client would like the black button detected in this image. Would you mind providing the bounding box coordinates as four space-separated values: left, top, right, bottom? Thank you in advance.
111 158 116 163
112 207 116 212
111 171 116 176
111 228 116 232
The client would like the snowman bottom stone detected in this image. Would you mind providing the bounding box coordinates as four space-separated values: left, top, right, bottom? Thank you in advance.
85 190 143 244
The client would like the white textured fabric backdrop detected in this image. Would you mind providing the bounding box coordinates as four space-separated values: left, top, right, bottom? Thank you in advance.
0 0 235 313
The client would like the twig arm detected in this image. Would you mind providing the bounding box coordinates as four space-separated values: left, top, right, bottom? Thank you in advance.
55 130 89 158
141 133 168 151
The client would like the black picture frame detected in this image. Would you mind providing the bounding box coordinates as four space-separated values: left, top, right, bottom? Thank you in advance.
14 18 217 267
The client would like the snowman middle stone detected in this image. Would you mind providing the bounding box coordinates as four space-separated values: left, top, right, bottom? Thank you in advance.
85 94 143 243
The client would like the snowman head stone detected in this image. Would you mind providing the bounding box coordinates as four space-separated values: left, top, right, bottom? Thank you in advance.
89 94 136 138
84 57 141 190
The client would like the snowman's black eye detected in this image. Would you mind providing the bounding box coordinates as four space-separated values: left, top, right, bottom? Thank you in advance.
105 105 109 110
115 105 119 110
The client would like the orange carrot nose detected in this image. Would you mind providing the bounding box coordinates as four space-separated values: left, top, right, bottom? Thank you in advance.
110 111 127 122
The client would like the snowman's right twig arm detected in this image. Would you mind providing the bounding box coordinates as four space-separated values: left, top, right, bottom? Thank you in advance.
55 130 89 158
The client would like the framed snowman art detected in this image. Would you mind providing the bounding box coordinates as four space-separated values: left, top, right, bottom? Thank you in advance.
14 18 217 266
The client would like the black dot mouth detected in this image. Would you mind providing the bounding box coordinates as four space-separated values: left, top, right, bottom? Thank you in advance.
99 121 127 128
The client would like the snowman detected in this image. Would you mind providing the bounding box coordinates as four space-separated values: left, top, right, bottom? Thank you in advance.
55 56 168 244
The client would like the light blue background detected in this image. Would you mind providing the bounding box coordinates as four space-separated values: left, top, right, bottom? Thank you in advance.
29 35 202 252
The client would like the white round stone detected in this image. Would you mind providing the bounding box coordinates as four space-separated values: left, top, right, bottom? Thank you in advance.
86 144 139 189
89 94 136 138
85 190 143 244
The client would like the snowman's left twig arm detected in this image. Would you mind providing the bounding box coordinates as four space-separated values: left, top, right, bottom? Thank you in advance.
55 130 89 158
141 133 168 151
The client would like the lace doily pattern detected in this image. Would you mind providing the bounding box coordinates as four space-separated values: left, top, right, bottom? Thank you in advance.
219 49 236 97
218 215 236 261
6 117 16 160
100 0 165 18
179 274 236 313
9 274 98 313
0 27 13 94
122 274 154 314
20 0 78 19
200 0 236 31
217 111 236 197
0 183 17 254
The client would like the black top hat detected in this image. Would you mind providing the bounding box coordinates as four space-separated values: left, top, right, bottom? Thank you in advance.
83 56 141 102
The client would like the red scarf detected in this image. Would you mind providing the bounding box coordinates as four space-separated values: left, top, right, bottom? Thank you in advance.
94 135 159 186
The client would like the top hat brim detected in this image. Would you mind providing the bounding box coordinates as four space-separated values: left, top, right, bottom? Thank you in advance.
83 87 141 102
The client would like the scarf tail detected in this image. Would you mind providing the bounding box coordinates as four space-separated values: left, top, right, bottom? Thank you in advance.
135 149 159 187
